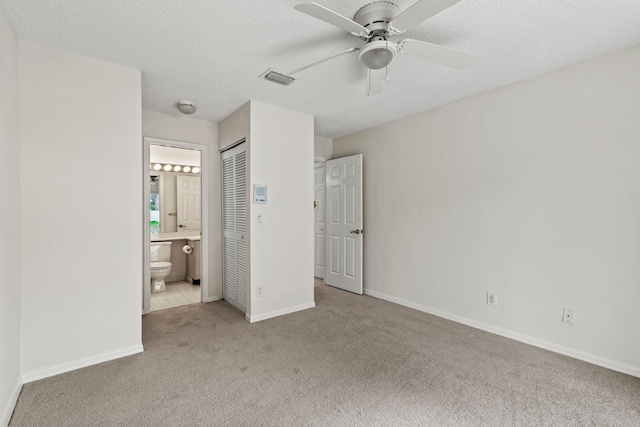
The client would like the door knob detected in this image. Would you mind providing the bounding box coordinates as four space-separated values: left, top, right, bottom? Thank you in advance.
350 229 361 234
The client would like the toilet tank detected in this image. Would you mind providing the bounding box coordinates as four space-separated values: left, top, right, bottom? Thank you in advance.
150 241 172 262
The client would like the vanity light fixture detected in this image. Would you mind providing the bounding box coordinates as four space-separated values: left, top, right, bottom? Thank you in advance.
148 163 200 174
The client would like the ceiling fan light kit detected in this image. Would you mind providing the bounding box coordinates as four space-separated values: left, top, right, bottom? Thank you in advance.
359 41 395 70
278 0 476 95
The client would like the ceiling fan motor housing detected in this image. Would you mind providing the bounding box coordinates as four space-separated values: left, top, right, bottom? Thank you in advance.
354 1 401 39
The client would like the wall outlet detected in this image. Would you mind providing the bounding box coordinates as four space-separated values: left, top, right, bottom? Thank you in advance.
256 285 264 297
487 292 497 307
562 308 574 324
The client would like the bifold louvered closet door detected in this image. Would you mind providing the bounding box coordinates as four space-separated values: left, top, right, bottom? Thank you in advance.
221 142 247 313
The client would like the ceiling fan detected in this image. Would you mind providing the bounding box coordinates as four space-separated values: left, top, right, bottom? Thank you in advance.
264 0 475 96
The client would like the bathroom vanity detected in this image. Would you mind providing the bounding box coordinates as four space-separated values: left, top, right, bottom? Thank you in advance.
150 232 200 242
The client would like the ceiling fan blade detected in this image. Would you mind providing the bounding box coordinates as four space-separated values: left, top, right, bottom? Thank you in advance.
398 38 475 70
295 3 371 37
366 68 385 96
389 0 462 34
287 47 360 76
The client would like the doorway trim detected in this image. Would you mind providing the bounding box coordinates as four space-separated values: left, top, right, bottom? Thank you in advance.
314 161 326 280
143 136 210 314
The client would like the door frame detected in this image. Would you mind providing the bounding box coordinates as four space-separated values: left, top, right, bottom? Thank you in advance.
314 160 327 279
143 136 210 314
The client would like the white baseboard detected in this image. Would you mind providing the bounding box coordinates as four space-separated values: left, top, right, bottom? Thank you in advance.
364 288 640 379
246 301 316 323
1 378 22 427
205 295 220 303
22 344 144 384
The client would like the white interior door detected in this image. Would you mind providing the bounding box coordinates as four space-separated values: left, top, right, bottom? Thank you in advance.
176 175 201 231
221 142 247 313
325 154 363 294
314 163 326 279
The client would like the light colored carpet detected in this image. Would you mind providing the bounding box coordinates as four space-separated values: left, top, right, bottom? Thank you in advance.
10 281 640 426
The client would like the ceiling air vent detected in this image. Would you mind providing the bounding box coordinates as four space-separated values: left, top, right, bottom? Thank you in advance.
260 69 295 86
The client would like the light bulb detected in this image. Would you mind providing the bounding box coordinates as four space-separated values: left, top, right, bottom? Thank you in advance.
163 164 172 171
192 167 200 174
183 166 191 173
173 165 181 172
153 164 162 170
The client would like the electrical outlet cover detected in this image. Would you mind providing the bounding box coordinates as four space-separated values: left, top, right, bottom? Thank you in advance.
562 308 574 324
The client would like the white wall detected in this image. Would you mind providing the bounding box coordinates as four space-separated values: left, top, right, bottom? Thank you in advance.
333 45 640 377
142 109 221 299
19 41 143 380
219 102 250 152
150 145 200 166
248 101 315 322
314 135 332 159
0 7 21 426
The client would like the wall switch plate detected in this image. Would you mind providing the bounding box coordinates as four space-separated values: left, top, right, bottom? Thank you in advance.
487 292 497 307
562 308 574 324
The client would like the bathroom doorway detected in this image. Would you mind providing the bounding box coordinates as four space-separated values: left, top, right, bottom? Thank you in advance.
143 137 210 314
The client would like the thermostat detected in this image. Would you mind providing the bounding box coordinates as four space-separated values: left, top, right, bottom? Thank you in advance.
253 185 267 204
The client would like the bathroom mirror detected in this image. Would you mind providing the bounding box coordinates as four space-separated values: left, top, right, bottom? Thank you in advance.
149 145 201 233
149 170 201 233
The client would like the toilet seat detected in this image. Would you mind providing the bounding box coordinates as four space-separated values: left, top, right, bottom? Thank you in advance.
151 261 171 270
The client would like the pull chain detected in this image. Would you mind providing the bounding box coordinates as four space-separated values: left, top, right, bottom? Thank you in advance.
385 42 390 82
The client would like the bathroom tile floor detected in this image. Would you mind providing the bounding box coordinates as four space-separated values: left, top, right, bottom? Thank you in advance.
150 281 201 312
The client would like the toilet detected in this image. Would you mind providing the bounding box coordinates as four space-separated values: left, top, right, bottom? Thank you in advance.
150 241 172 293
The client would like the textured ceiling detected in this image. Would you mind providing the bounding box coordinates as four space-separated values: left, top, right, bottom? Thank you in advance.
2 0 640 138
